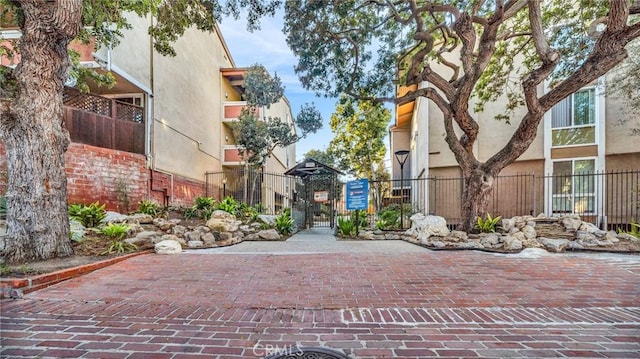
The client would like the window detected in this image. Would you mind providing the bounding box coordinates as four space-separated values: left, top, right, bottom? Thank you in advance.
551 88 596 147
552 159 596 214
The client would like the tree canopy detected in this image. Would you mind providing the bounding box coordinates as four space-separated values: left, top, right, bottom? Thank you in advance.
283 0 640 231
233 64 322 168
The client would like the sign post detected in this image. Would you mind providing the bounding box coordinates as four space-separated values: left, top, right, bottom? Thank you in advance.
346 179 369 235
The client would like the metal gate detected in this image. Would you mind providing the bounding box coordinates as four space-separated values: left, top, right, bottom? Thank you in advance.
285 158 343 229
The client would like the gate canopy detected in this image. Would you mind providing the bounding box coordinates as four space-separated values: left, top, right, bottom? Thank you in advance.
284 158 343 178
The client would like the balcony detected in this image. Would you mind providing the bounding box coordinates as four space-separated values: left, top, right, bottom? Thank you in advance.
222 101 262 124
63 87 145 154
222 145 245 166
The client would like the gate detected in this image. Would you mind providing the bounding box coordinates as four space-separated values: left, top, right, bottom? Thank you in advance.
285 158 343 229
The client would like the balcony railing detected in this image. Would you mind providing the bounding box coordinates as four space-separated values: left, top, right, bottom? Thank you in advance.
63 87 144 123
222 101 262 123
62 87 145 154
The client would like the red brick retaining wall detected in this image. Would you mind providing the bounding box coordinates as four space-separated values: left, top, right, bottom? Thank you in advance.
0 143 205 211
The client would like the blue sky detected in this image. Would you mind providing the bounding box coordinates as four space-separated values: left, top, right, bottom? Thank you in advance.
218 12 338 161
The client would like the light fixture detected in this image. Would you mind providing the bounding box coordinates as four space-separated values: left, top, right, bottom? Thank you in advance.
394 150 410 229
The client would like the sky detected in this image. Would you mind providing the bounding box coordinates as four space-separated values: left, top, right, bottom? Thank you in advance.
218 12 339 161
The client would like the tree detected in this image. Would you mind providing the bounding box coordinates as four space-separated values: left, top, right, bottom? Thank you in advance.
0 0 279 263
284 0 640 232
328 95 390 211
233 64 323 168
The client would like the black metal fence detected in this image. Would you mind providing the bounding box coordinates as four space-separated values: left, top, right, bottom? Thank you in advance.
205 169 639 231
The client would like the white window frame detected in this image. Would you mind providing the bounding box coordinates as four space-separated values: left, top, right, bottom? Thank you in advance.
549 157 598 216
550 87 598 149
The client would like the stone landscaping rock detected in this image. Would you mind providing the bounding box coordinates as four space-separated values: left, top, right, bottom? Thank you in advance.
258 215 278 226
184 231 201 242
562 217 582 232
128 213 154 224
504 237 523 251
206 211 240 232
522 225 536 239
187 240 204 248
155 240 182 254
172 225 186 236
540 237 569 252
70 219 85 242
102 211 128 223
258 229 281 240
201 233 216 245
405 213 450 240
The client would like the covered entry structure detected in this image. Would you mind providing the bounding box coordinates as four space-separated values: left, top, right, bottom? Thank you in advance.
285 158 343 229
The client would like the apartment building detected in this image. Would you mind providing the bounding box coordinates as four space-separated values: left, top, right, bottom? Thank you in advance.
0 11 296 211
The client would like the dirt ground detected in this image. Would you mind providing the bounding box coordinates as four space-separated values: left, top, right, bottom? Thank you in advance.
1 233 155 278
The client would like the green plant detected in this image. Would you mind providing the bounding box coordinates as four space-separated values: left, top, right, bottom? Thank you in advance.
102 240 137 255
0 196 6 220
68 202 106 228
618 221 640 239
194 196 216 210
275 212 295 235
0 263 10 276
337 216 356 237
237 202 260 221
476 213 502 233
216 196 238 214
100 223 130 240
137 200 161 217
378 207 400 229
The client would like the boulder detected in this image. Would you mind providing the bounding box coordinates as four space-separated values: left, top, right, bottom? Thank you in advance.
480 233 500 248
187 240 204 248
540 237 570 252
202 233 216 245
157 234 183 245
449 230 468 241
562 217 582 232
102 211 128 224
522 225 537 239
172 225 187 236
184 231 201 242
576 231 597 242
501 218 515 232
257 215 278 226
219 232 233 240
69 219 86 242
258 229 281 240
206 212 240 232
155 240 182 254
127 213 154 224
405 213 450 240
153 218 174 231
244 233 261 241
503 237 523 251
579 222 600 234
128 230 164 245
511 231 526 241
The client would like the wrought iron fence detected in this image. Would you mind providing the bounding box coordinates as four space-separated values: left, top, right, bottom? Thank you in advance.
204 169 639 231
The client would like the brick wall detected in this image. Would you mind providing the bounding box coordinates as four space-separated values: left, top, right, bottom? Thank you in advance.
0 142 206 212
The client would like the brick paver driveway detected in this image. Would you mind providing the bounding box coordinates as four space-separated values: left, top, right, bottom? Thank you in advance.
1 242 639 358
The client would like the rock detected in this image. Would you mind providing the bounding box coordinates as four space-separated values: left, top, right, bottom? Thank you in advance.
155 240 182 254
158 234 183 245
219 232 233 240
153 218 174 231
501 218 515 232
576 231 597 242
195 225 211 233
239 225 255 233
135 230 164 241
432 240 446 248
206 212 240 232
172 225 187 236
504 237 523 251
522 225 537 239
234 231 245 239
526 221 536 228
511 231 526 241
562 217 582 232
540 237 570 252
522 238 543 248
187 240 204 248
513 216 527 229
184 231 201 242
384 233 401 240
257 215 278 226
128 213 154 224
517 248 548 258
567 241 584 250
69 219 86 242
450 230 468 241
480 233 500 248
579 222 600 234
596 240 614 247
405 213 450 240
258 229 281 240
102 211 128 223
244 233 261 241
201 233 216 245
604 231 619 243
456 241 483 249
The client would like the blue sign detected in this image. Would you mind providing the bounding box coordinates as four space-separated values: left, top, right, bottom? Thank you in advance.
346 179 369 210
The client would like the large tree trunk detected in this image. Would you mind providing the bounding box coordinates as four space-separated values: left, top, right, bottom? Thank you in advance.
0 2 83 263
458 165 497 233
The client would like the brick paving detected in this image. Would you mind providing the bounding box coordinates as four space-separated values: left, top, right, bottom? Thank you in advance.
1 241 639 358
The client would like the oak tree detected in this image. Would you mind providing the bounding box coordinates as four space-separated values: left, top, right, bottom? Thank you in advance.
284 0 640 231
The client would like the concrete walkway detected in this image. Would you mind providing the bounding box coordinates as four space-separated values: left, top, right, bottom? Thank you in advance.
1 229 639 358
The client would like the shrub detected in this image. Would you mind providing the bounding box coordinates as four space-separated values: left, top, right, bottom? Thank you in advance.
137 200 161 217
194 196 216 210
337 216 356 237
68 202 106 228
101 223 130 240
377 207 400 230
237 202 260 221
476 213 501 233
275 212 294 235
216 196 238 214
102 240 137 255
618 221 640 239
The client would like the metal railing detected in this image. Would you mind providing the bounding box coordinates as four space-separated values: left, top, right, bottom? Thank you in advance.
204 169 639 231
